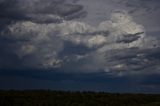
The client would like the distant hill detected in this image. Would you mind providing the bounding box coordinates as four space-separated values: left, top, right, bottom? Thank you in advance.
0 90 160 106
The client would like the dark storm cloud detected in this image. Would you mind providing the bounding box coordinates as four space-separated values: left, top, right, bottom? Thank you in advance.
1 70 133 88
0 0 87 70
116 33 142 43
1 69 160 93
117 0 160 14
0 0 160 94
0 0 86 23
0 0 160 76
0 69 138 88
104 47 160 75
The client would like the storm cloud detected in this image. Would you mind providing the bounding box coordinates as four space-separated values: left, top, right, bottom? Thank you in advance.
0 0 160 76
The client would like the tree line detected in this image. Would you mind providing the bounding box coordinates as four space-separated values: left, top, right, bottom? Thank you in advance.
0 90 160 106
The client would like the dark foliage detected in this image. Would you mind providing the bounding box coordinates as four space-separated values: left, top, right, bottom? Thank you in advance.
0 90 160 106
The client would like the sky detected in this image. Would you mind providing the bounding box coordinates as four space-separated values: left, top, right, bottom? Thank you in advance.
0 0 160 93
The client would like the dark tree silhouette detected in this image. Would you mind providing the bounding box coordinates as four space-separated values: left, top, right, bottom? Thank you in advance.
0 90 160 106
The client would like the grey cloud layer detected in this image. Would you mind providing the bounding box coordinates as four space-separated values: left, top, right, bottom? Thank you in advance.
0 0 86 23
0 0 160 76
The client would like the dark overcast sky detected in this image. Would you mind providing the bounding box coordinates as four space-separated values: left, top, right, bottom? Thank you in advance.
0 0 160 93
